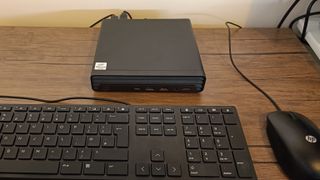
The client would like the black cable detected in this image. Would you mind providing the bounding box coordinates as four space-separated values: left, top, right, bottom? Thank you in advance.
277 0 301 28
123 11 133 19
225 22 282 111
90 14 115 28
301 0 319 41
289 11 320 29
0 95 130 105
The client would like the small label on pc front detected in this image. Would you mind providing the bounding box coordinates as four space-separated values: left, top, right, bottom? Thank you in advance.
94 62 107 70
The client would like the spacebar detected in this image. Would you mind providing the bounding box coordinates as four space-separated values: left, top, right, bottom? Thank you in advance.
0 160 59 174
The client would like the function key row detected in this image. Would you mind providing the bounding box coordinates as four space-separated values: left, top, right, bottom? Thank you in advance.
0 106 129 113
181 107 234 114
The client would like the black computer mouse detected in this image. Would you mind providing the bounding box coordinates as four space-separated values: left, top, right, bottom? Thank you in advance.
267 111 320 180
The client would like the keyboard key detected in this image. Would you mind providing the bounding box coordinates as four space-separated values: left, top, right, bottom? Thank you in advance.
113 125 129 147
63 148 77 160
215 137 230 149
39 113 52 123
151 149 164 162
107 162 128 176
1 135 15 146
101 136 114 147
33 147 47 160
0 105 12 111
233 151 254 178
198 125 212 136
14 106 28 112
210 114 224 124
93 113 105 123
149 114 162 124
99 124 112 135
135 114 148 124
2 123 16 134
183 125 197 136
15 135 29 146
167 163 181 177
222 107 234 114
185 137 199 149
60 162 82 175
196 115 209 124
87 107 100 113
221 164 237 178
43 135 58 147
163 107 174 113
200 137 214 149
189 164 219 177
150 125 162 136
29 135 44 147
0 112 13 122
52 113 66 123
223 114 237 124
186 150 201 162
102 107 114 113
135 107 147 113
116 107 129 113
3 147 18 159
227 125 245 149
58 136 72 147
93 149 128 161
208 107 221 114
79 114 92 123
26 113 39 122
149 107 161 113
136 163 150 176
72 136 86 147
108 114 129 123
181 115 194 124
212 125 227 137
43 124 57 134
181 107 193 113
83 162 105 175
85 124 98 135
217 150 233 163
202 150 218 162
71 124 84 135
13 112 26 122
163 114 175 124
87 136 100 147
195 108 206 114
151 163 165 176
48 148 62 160
78 149 91 160
30 123 43 134
18 147 33 160
136 125 148 135
66 113 79 123
164 125 177 136
0 160 59 174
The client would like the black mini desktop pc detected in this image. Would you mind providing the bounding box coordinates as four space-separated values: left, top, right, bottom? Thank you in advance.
91 19 206 92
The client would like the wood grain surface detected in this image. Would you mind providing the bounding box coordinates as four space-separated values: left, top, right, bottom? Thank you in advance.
0 26 319 180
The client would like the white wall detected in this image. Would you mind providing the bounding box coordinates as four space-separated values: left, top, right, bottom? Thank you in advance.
0 0 319 27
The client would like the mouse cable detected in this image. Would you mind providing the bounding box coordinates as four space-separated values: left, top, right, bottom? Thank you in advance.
300 0 319 41
90 14 116 28
225 22 282 111
289 11 320 29
0 95 130 105
277 0 301 28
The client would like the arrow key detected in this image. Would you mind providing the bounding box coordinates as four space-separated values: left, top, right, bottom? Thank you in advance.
151 163 165 176
167 163 181 177
136 163 149 176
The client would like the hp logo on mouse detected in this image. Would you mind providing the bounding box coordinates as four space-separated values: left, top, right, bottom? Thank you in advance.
305 135 317 143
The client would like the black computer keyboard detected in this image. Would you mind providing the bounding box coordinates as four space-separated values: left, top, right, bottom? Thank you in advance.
0 104 256 179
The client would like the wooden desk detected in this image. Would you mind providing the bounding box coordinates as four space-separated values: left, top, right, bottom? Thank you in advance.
0 27 319 179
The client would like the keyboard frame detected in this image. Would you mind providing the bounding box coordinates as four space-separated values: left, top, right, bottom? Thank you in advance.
0 104 257 180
